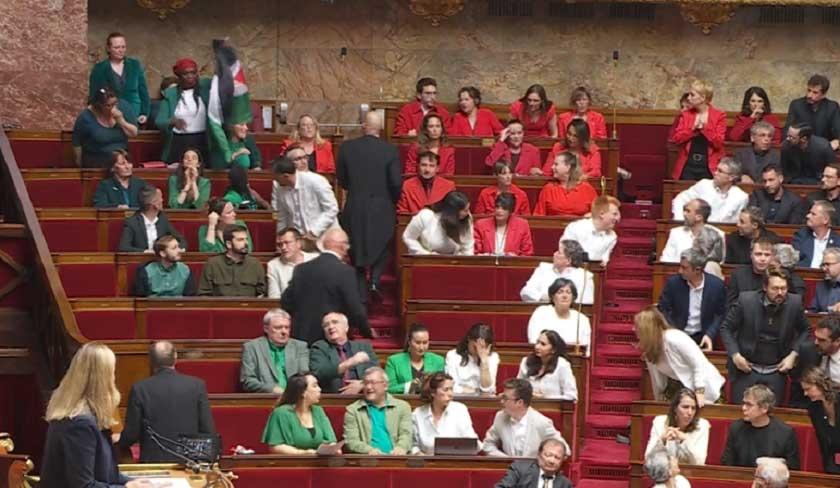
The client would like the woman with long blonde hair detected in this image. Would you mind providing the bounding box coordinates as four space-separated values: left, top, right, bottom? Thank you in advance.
41 342 150 487
634 306 724 408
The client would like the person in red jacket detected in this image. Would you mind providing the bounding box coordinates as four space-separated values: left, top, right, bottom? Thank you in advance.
394 77 450 136
403 113 455 174
728 86 782 144
534 151 598 217
473 192 534 256
484 119 543 175
669 79 727 180
448 86 503 137
474 162 531 215
396 151 456 214
279 114 335 173
508 84 558 138
668 93 692 141
557 86 608 141
543 119 602 178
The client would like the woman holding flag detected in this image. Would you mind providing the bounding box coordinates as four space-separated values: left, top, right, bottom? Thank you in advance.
154 57 211 163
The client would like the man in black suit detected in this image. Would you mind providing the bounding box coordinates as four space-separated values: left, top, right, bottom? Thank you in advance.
747 164 805 225
310 312 378 394
724 207 780 266
785 74 840 151
337 111 403 301
117 186 186 252
781 123 836 185
281 228 371 344
807 163 840 223
495 438 572 488
720 267 811 404
119 341 215 463
735 120 781 184
726 237 776 307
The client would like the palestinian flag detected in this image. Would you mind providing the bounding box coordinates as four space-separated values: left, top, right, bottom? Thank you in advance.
208 39 252 164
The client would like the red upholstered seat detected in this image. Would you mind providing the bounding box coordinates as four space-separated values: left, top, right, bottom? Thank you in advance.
128 140 163 164
74 309 136 340
42 221 99 252
210 309 270 339
10 139 70 168
59 264 117 297
531 227 563 256
453 147 492 175
409 311 529 343
211 406 273 452
107 218 125 251
323 405 346 440
25 179 84 207
408 266 533 302
146 309 213 339
176 360 240 394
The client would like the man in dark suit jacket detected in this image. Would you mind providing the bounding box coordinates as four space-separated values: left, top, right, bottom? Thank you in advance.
240 309 310 393
724 207 780 265
810 247 840 313
657 248 726 351
720 267 811 405
792 200 840 268
495 438 572 488
747 164 805 225
781 123 836 185
785 74 840 150
807 163 840 224
310 312 379 394
281 228 371 344
734 120 781 183
117 186 186 252
337 111 403 300
119 341 215 463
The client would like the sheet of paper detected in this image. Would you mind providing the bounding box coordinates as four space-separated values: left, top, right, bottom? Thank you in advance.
144 478 193 488
262 106 273 130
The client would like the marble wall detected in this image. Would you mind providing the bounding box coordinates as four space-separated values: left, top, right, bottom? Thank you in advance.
8 0 840 130
0 0 88 130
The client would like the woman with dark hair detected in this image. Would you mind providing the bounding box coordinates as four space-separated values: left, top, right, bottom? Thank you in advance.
403 191 474 255
154 57 211 163
543 119 602 178
526 278 591 355
168 147 210 209
210 121 262 170
411 372 479 455
92 150 148 208
509 84 558 138
474 162 531 215
534 151 598 216
385 323 445 394
262 372 339 454
728 86 782 144
483 119 543 175
448 86 503 137
557 87 608 140
669 79 726 180
280 114 335 173
72 86 138 167
644 388 710 465
198 197 253 253
517 330 578 400
473 192 534 256
404 113 456 175
222 164 270 210
801 368 840 473
444 323 500 395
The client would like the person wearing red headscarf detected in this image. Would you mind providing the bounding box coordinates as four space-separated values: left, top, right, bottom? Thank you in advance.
155 57 212 163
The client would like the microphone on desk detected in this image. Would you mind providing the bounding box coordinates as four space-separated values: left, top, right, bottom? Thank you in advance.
142 420 210 474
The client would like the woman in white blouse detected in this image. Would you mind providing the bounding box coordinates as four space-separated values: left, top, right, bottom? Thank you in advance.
517 330 578 401
445 323 500 395
403 191 474 255
411 372 480 455
634 306 724 407
644 388 710 465
526 278 591 355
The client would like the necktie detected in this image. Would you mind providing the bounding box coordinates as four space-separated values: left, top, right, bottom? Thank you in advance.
824 355 833 381
338 345 350 384
541 474 554 488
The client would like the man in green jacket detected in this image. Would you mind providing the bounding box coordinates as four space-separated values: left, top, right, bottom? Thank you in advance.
343 367 413 455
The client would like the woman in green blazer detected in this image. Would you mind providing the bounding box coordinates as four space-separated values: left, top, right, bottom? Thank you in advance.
385 323 445 394
88 33 150 125
197 198 253 253
262 373 339 454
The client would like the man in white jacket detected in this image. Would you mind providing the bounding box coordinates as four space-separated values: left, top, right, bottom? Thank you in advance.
272 155 339 251
671 157 748 224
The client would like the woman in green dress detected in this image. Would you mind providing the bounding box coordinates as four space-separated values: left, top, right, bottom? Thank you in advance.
168 147 210 209
221 164 270 210
197 197 252 253
262 372 340 454
385 323 445 394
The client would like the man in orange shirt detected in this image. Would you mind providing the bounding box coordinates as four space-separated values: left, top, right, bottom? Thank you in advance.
394 78 451 137
396 151 455 214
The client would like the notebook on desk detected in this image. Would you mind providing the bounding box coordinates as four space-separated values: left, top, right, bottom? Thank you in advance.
433 437 480 456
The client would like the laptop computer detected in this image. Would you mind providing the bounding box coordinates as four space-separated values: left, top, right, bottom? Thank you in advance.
434 437 480 456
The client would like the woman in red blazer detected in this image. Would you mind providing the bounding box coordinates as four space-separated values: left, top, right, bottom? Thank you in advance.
473 192 534 256
484 120 543 176
404 113 456 174
557 86 608 141
508 84 558 138
534 151 598 217
669 79 727 180
474 162 531 215
543 119 601 178
728 86 782 144
448 86 503 137
280 114 335 173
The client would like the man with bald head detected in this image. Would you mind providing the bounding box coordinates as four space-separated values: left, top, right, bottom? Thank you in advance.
337 111 403 302
118 341 215 462
281 228 372 344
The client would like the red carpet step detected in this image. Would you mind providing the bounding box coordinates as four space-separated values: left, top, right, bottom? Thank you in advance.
597 322 637 345
589 390 642 416
578 439 631 479
594 343 642 367
603 279 655 304
601 303 648 324
584 414 631 440
590 366 642 391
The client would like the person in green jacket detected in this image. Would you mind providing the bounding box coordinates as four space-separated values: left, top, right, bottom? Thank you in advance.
385 323 445 394
221 164 270 210
343 367 413 455
208 122 262 170
154 58 211 163
92 149 148 208
197 197 252 253
168 147 210 209
262 372 339 455
72 88 138 168
88 32 150 126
